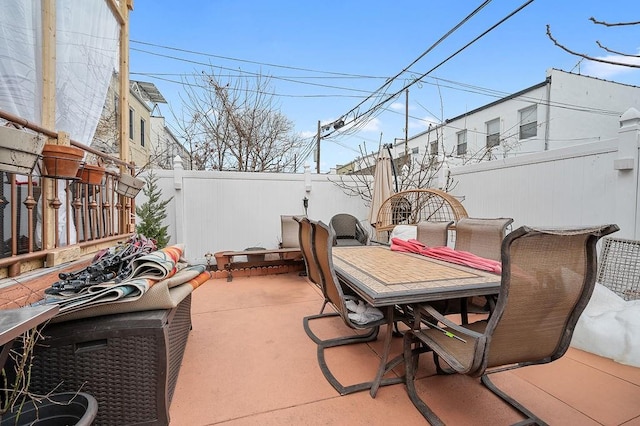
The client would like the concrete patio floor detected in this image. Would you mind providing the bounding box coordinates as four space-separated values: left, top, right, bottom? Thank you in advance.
169 272 640 425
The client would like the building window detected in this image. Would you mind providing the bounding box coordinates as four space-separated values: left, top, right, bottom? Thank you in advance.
140 118 146 147
430 140 438 156
486 118 500 148
456 130 467 155
411 147 419 154
519 104 537 139
128 108 134 140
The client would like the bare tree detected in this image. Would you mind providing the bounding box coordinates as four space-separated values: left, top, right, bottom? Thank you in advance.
172 70 305 172
547 18 640 68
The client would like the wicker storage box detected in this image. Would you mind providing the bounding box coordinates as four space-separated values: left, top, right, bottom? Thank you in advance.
28 294 192 426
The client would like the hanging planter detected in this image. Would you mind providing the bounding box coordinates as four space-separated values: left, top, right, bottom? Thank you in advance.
41 144 84 179
76 163 105 185
0 125 46 174
116 172 145 198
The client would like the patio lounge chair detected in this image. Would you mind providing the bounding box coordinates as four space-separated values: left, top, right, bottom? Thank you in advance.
329 213 369 246
280 215 300 248
303 219 404 395
403 224 619 426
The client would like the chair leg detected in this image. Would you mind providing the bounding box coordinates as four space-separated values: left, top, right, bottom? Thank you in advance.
481 373 550 426
403 331 446 426
304 312 404 396
317 340 405 396
433 353 456 375
318 299 329 315
303 312 378 346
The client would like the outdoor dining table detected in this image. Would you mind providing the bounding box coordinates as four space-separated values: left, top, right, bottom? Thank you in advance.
332 244 501 397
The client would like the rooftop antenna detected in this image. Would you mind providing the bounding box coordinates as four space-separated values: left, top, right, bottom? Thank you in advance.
570 58 584 74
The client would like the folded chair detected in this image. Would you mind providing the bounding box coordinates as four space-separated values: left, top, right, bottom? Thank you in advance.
330 213 369 246
403 224 619 426
303 220 404 395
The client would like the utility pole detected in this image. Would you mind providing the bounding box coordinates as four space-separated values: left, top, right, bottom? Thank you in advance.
404 88 409 164
316 120 321 173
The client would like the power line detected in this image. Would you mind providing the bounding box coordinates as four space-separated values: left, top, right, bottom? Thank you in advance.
325 0 536 139
131 39 376 78
339 0 493 123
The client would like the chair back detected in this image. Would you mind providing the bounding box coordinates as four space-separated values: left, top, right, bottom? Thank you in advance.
454 217 514 261
330 214 358 239
330 213 369 245
596 237 640 301
416 221 453 247
295 216 322 288
480 224 619 373
280 215 300 248
311 220 350 320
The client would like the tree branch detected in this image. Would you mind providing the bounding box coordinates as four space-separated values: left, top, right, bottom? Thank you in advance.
595 40 640 58
546 25 640 69
589 17 640 27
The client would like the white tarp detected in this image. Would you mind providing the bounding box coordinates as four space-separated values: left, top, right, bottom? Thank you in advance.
571 283 640 367
0 0 119 145
1 0 119 245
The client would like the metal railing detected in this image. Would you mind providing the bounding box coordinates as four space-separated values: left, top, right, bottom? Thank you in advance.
0 109 137 277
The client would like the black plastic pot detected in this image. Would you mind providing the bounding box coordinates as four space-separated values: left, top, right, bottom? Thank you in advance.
0 392 98 426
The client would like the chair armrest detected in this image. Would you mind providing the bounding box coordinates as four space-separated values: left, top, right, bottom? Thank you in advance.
355 221 369 245
418 304 484 340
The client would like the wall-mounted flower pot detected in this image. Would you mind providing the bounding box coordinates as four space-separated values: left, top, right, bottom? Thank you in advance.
41 144 84 179
116 173 145 198
0 125 46 174
76 163 105 185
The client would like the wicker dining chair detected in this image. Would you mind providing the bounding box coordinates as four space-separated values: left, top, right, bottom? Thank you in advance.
302 219 404 395
403 224 619 426
416 221 454 247
596 236 640 301
329 213 369 246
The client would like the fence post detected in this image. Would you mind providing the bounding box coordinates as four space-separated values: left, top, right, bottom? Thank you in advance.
616 107 640 239
173 155 184 245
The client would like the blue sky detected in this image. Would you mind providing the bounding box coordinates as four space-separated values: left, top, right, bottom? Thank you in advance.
129 0 640 172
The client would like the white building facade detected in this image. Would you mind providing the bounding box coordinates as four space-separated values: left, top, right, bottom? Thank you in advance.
382 69 640 169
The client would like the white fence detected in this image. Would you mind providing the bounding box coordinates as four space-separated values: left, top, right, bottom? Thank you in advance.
145 165 371 265
147 108 640 265
449 108 639 240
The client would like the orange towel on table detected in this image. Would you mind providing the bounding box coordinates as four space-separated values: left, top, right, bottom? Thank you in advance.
390 238 502 274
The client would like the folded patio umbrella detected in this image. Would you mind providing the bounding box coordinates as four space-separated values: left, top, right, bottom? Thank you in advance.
390 238 502 274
